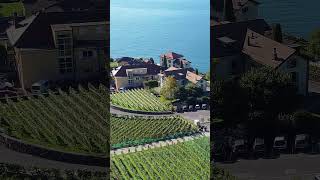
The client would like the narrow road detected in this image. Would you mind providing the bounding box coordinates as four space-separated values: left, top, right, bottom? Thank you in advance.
217 153 320 180
0 145 107 171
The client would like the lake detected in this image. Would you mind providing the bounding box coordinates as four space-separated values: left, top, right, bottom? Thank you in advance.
260 0 320 39
110 0 210 72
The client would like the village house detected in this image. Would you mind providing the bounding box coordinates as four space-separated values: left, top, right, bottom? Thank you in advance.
212 19 309 95
160 52 191 69
113 63 162 90
211 0 260 22
6 11 108 90
159 67 208 91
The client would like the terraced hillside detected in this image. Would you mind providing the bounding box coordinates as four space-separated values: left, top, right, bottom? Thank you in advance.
111 89 172 112
111 115 198 148
111 137 210 179
0 84 109 155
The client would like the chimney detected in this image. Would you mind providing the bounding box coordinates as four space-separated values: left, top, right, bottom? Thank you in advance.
273 48 278 60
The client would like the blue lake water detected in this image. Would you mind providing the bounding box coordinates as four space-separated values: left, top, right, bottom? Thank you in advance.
260 0 320 39
110 0 210 72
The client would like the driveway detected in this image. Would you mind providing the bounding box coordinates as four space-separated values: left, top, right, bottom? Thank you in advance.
217 153 320 180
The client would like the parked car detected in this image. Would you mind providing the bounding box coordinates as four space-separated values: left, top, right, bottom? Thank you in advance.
182 105 188 112
31 80 49 94
110 87 115 93
0 81 13 90
274 136 287 150
195 104 200 110
295 134 309 149
188 105 194 111
202 104 207 110
253 138 265 153
119 87 126 93
232 139 247 154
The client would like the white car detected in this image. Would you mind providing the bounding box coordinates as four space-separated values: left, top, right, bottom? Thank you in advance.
0 81 13 90
253 138 265 152
195 104 200 110
31 80 49 94
233 139 247 153
274 136 287 150
295 134 309 149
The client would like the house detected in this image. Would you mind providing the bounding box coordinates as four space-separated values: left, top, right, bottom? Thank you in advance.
115 57 154 66
159 67 208 91
113 63 162 90
160 52 191 69
23 0 108 16
6 11 109 90
211 0 260 22
212 19 309 95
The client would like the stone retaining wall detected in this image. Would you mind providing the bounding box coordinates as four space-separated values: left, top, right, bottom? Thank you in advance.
111 104 172 115
0 133 109 167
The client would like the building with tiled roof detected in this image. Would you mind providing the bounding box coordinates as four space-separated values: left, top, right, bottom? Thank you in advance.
113 63 162 90
212 19 308 95
6 10 109 89
159 67 207 91
160 52 191 69
211 0 260 22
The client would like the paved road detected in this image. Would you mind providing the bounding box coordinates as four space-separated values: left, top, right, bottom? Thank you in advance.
0 145 107 171
217 153 320 180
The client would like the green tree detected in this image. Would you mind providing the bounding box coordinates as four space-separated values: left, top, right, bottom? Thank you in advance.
308 29 320 60
0 44 7 66
240 67 299 153
144 80 158 89
195 68 199 75
272 23 283 43
160 76 178 100
162 55 168 69
223 0 235 22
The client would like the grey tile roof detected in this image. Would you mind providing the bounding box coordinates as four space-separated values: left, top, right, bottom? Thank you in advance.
6 11 108 49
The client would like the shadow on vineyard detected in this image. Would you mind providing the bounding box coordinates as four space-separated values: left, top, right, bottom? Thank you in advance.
0 163 109 180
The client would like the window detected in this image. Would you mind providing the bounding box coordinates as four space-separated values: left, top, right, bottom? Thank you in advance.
287 59 297 68
128 79 133 85
82 50 94 58
57 31 73 74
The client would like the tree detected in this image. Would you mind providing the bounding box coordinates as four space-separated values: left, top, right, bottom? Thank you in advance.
308 29 320 60
162 55 168 69
272 23 283 43
0 45 7 66
160 76 178 100
223 0 235 22
149 58 154 64
195 68 199 75
205 71 210 81
240 67 299 153
144 80 158 89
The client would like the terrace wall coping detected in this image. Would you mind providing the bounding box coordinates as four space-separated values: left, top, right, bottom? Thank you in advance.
110 104 173 115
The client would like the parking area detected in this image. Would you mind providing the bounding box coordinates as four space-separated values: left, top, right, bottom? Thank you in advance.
217 153 320 180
